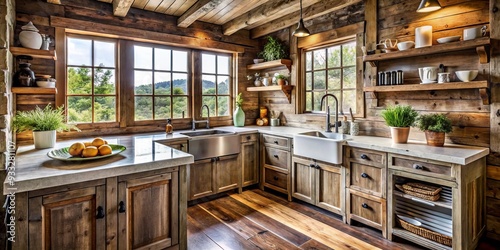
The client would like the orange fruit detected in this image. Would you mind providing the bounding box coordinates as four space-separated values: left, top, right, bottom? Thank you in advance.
68 142 85 156
92 138 106 147
82 146 99 158
98 145 112 156
84 142 93 147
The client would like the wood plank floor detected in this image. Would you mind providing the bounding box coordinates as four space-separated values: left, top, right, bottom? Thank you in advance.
187 189 424 250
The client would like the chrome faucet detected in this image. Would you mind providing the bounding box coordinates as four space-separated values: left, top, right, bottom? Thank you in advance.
192 104 210 130
320 94 340 133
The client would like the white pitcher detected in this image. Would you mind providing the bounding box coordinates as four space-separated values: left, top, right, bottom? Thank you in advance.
418 67 438 84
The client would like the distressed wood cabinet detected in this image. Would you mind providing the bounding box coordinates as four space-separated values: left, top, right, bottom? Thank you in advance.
260 134 292 201
240 133 259 189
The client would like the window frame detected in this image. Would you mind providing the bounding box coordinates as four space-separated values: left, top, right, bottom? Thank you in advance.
199 51 233 118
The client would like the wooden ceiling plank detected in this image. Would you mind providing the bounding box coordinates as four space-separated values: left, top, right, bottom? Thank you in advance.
143 0 164 12
251 0 362 39
177 0 226 28
222 0 321 36
132 0 149 9
167 0 196 16
113 0 134 17
198 0 230 23
211 0 264 25
154 0 176 13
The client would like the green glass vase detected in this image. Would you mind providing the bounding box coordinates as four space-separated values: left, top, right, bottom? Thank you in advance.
233 106 245 127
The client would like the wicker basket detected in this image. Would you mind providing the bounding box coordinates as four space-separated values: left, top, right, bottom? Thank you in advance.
396 184 440 201
402 182 442 196
398 217 452 247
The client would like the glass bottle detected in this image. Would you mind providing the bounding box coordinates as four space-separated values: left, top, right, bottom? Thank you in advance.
166 118 173 134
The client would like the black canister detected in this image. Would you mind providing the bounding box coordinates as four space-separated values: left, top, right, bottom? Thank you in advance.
385 71 391 85
397 70 404 84
391 71 397 85
378 72 385 86
14 63 36 87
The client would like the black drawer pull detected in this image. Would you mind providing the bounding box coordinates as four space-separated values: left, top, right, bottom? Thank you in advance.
273 154 279 158
360 154 369 160
96 206 105 219
180 144 184 148
361 173 369 178
118 201 126 213
413 164 424 170
361 203 369 209
246 135 251 140
315 164 321 169
309 163 316 168
274 140 279 144
273 176 279 180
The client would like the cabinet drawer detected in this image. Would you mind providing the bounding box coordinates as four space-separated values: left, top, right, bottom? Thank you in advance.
349 190 384 230
241 133 258 143
264 168 288 190
347 147 386 167
349 162 384 197
389 154 452 178
262 134 290 150
264 147 289 171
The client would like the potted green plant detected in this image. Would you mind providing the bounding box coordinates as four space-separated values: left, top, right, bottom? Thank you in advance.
274 73 287 86
12 105 80 149
233 93 245 127
415 113 452 147
259 36 288 62
381 105 418 143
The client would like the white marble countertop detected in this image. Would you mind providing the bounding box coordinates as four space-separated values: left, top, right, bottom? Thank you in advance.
5 133 194 194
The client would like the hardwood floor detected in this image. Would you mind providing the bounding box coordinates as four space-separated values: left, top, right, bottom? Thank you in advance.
187 189 423 250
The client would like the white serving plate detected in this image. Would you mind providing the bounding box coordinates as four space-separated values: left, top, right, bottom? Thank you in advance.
437 36 461 44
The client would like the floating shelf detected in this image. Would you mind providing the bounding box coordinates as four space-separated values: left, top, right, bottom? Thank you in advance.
12 87 57 95
246 85 294 103
9 47 57 60
364 81 490 104
247 59 292 72
363 37 490 66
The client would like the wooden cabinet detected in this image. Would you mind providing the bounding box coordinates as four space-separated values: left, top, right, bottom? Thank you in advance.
345 146 387 238
292 156 344 216
22 167 185 250
260 134 292 201
240 133 259 188
188 154 240 201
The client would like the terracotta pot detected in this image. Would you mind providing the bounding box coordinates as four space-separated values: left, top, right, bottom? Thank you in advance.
425 131 445 147
277 79 286 85
390 126 410 143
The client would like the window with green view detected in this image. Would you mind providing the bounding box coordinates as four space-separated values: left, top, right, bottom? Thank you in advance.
201 53 231 117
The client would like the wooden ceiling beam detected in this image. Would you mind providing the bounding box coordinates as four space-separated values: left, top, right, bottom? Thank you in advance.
177 0 226 28
97 0 112 3
250 0 362 39
47 0 62 4
112 0 134 17
222 0 322 36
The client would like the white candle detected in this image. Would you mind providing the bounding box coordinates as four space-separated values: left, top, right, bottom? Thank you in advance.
415 26 432 48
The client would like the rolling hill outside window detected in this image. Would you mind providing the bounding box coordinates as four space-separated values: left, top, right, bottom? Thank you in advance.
201 53 231 117
66 36 118 123
304 41 357 114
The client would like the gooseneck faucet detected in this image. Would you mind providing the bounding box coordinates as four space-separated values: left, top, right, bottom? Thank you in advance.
320 94 340 133
192 104 210 130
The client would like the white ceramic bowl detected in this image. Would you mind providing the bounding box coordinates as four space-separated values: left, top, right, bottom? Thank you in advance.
36 81 56 88
455 70 478 82
253 59 264 64
437 36 461 44
397 41 415 51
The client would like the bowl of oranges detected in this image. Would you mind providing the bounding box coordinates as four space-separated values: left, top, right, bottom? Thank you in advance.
47 137 126 161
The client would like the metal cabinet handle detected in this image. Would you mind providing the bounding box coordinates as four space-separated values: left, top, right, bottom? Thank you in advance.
309 163 316 168
274 140 279 144
361 173 369 178
180 144 184 148
413 164 424 170
273 176 279 180
273 154 279 158
118 201 126 213
315 164 321 169
360 154 368 160
96 206 105 219
361 203 369 209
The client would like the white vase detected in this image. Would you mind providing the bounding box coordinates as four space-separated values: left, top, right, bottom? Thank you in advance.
33 130 56 149
19 30 42 49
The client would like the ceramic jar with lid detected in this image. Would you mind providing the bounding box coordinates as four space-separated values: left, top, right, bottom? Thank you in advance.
19 21 42 49
14 62 36 87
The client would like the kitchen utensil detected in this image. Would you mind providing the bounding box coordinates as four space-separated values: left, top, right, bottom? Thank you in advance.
270 118 280 126
415 26 432 48
463 26 486 41
381 38 398 49
253 59 264 64
47 144 126 161
349 121 359 136
397 41 415 51
418 67 438 83
455 70 478 82
14 62 36 87
36 81 56 88
349 107 354 122
436 36 461 44
437 73 450 83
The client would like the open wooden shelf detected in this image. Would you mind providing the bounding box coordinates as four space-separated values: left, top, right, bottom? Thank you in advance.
363 37 490 66
12 87 57 95
364 81 490 104
394 190 452 209
392 228 452 250
247 85 294 103
247 59 292 72
9 47 57 60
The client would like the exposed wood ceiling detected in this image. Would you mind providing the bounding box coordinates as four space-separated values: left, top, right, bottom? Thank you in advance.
87 0 356 38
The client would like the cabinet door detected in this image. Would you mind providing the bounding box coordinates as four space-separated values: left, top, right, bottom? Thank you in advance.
29 186 106 250
241 140 259 187
316 162 343 215
118 172 179 250
216 154 240 192
291 157 315 204
189 158 216 200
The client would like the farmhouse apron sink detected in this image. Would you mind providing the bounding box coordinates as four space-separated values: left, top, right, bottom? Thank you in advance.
180 130 240 160
293 131 350 164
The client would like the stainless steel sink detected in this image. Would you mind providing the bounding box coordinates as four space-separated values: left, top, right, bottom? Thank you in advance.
293 131 350 164
181 130 240 160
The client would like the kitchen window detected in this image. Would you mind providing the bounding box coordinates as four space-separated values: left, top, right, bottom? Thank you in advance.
66 36 117 123
200 53 231 117
304 41 357 113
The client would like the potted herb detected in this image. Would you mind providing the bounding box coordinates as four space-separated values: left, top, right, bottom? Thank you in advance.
12 105 80 149
381 105 418 143
274 73 287 86
415 113 452 147
233 93 245 127
259 36 288 62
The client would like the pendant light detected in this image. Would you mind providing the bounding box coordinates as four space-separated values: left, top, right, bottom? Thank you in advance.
292 0 310 37
416 0 442 12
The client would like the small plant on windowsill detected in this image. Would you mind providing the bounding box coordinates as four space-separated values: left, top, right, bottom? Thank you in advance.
12 105 80 149
414 113 452 147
